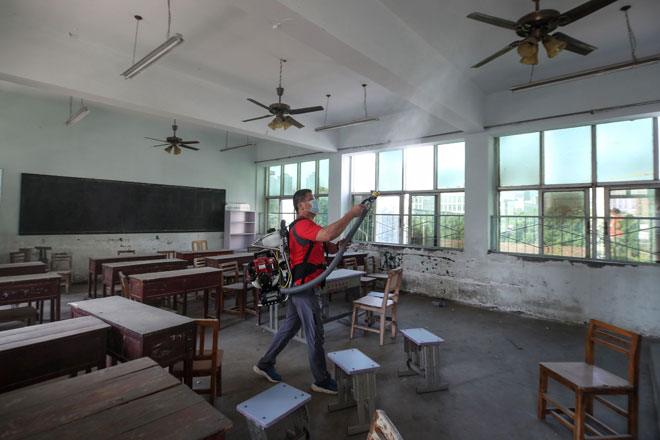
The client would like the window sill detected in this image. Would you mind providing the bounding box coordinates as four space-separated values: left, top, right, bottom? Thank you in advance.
489 251 658 268
352 241 463 252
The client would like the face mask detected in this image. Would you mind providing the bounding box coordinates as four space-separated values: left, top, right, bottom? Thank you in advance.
307 199 320 214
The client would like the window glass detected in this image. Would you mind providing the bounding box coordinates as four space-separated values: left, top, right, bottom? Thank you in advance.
267 199 280 232
378 150 402 191
608 188 657 262
268 166 281 197
316 196 328 227
280 199 295 226
597 118 654 182
375 196 400 244
352 154 376 192
352 196 374 241
437 142 465 188
404 145 434 190
499 190 539 254
410 195 435 247
499 133 540 186
300 161 316 192
283 163 298 195
439 193 465 248
544 127 591 184
318 159 329 194
542 191 587 258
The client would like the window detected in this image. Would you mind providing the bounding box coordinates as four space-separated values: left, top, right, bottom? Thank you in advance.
494 117 660 264
265 159 329 230
350 142 465 248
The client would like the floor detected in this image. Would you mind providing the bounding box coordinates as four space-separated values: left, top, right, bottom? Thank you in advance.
9 283 659 440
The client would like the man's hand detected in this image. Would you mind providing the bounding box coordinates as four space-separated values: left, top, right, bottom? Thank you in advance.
348 204 366 218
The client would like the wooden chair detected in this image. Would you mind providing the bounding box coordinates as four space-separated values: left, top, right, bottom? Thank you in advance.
117 250 135 255
171 319 223 405
343 256 358 269
192 240 208 251
217 262 257 320
157 250 176 259
367 409 404 440
538 319 641 440
9 251 26 263
350 268 402 346
364 256 389 288
50 252 72 294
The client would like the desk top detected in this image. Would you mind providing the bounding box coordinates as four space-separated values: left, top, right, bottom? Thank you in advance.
328 348 380 375
327 251 368 258
205 252 253 261
0 316 110 351
89 253 165 262
69 296 193 335
176 249 233 256
0 262 48 276
236 383 311 429
102 258 186 269
326 269 366 281
400 328 445 346
0 272 62 284
0 262 47 270
0 357 232 440
130 267 221 282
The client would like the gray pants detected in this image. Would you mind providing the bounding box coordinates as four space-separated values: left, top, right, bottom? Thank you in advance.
257 286 331 384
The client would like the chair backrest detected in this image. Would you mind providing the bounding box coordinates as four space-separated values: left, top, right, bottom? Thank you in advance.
585 319 641 386
343 257 358 270
50 252 72 271
192 240 208 251
117 250 136 255
10 251 25 263
364 255 377 274
380 268 403 308
367 409 404 440
157 250 176 259
193 257 207 268
194 318 219 405
220 261 240 281
118 271 131 299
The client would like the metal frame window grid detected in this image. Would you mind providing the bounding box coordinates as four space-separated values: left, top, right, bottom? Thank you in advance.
265 159 329 231
350 142 465 249
494 117 660 264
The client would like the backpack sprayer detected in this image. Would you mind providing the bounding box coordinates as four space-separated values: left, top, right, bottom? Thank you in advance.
248 191 379 306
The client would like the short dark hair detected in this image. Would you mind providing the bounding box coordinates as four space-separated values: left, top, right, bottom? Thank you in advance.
293 189 312 214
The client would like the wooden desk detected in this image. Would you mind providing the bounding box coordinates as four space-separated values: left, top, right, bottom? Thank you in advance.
0 316 110 393
102 258 187 297
0 357 232 440
326 251 368 267
0 262 47 277
175 249 233 265
88 254 166 298
128 267 223 317
205 252 254 268
0 273 61 323
69 296 195 387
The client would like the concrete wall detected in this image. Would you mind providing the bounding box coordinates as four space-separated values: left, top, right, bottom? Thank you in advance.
0 85 259 281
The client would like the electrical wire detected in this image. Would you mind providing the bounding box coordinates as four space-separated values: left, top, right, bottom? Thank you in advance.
167 0 172 40
622 6 637 62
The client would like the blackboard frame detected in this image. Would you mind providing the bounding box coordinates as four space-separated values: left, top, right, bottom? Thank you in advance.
19 173 225 235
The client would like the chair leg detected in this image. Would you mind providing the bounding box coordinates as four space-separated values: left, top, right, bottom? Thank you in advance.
379 312 386 346
217 365 222 396
538 367 548 419
209 370 217 406
629 391 638 439
391 306 397 339
350 306 357 339
574 391 585 440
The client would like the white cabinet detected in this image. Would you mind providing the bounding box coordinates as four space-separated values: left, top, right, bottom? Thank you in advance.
224 210 257 250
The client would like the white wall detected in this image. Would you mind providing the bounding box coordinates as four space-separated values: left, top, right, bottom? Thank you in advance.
0 85 259 281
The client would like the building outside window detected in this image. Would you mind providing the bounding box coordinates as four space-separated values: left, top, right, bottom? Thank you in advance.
350 141 465 249
494 117 660 264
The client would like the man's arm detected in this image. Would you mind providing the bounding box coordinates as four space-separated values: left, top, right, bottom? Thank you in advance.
314 205 365 243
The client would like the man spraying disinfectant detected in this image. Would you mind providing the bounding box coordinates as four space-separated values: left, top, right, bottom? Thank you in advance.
253 189 367 394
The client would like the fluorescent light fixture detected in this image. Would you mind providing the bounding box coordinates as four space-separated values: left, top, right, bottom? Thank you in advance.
510 54 660 92
121 33 184 79
65 106 89 126
315 117 380 132
220 142 257 152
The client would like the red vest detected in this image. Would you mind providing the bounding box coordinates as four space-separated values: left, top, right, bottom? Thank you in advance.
289 218 326 285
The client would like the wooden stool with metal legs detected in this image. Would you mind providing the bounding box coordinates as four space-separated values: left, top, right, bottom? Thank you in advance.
538 319 641 440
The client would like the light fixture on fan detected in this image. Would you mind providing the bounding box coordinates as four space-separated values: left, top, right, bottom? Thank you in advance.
120 2 183 79
517 37 539 65
543 35 567 58
65 97 90 126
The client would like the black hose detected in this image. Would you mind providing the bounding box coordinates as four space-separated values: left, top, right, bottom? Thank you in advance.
280 196 376 295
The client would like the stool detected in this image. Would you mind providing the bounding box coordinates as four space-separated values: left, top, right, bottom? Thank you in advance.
237 383 311 440
327 348 380 435
398 328 449 394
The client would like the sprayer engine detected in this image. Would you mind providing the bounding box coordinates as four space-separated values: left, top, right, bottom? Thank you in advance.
248 250 287 306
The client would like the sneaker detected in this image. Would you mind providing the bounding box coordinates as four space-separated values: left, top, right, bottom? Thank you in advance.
253 365 282 383
311 378 338 395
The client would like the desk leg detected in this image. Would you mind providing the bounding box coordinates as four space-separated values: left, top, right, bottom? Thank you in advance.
203 290 209 318
347 372 376 435
328 366 356 413
88 272 93 299
416 345 448 394
183 358 193 388
398 337 420 377
183 292 188 316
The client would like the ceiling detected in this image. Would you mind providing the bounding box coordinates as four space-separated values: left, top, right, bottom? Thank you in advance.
0 0 658 152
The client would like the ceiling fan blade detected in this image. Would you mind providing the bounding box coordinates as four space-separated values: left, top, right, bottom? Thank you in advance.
242 115 272 122
553 32 597 55
466 12 517 30
174 145 182 155
558 0 618 26
145 137 167 142
247 98 272 111
289 106 324 115
285 116 304 129
165 145 174 154
179 141 199 144
180 145 200 151
471 40 521 68
151 144 170 148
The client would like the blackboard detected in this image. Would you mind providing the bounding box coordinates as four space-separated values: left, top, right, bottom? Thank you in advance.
19 173 225 235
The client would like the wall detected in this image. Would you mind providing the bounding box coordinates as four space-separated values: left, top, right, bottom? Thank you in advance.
0 84 259 281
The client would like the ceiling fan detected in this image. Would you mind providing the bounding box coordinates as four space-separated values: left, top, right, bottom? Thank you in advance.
242 59 324 130
467 0 618 67
146 120 200 155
